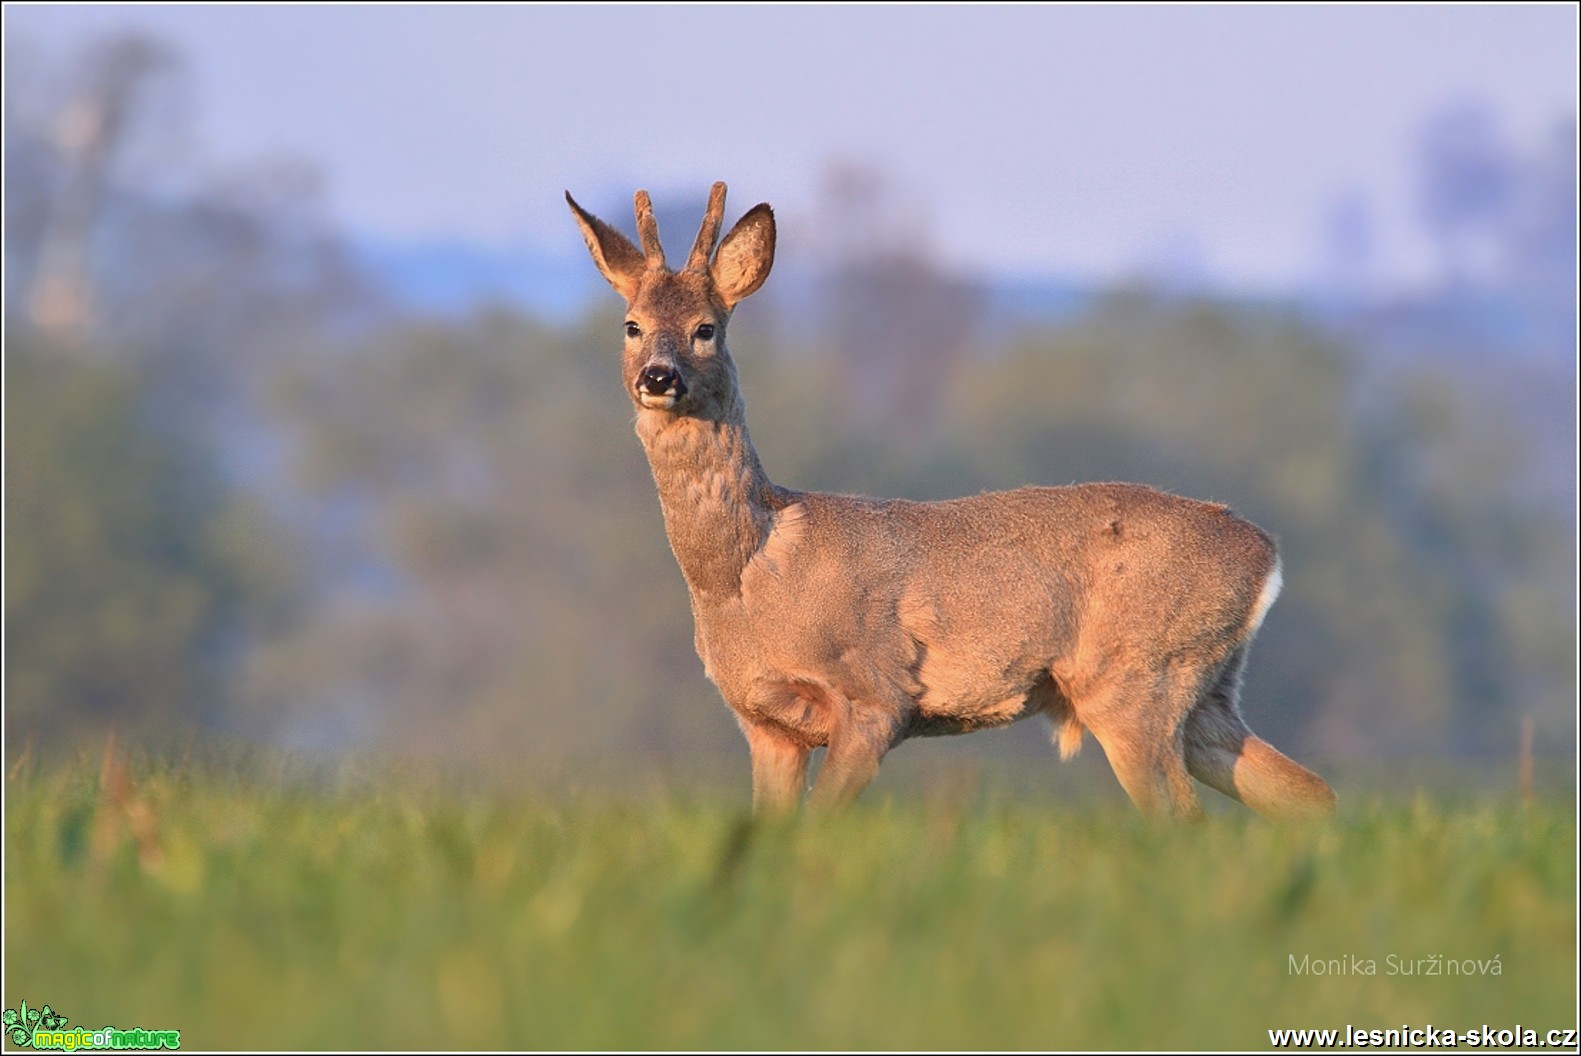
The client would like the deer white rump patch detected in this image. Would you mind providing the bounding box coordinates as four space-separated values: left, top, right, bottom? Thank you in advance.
1245 557 1283 638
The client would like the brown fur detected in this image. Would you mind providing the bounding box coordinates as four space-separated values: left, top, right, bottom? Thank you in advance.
566 182 1336 820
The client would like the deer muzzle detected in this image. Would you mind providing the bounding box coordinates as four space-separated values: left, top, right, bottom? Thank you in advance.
636 363 688 409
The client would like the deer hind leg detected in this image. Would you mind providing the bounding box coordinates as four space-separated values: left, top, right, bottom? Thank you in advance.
1078 674 1203 821
1184 650 1337 820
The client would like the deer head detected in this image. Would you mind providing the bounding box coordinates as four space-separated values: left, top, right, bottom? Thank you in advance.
565 182 775 421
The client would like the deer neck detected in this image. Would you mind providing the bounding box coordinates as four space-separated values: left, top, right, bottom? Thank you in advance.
635 399 777 601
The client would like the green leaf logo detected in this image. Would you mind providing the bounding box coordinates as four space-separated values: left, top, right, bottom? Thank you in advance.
5 1000 33 1047
2 1000 66 1047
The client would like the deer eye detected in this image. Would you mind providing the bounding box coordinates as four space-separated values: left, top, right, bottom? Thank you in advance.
694 324 715 341
624 321 641 339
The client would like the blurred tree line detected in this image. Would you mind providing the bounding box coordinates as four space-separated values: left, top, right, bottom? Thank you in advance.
5 33 1574 770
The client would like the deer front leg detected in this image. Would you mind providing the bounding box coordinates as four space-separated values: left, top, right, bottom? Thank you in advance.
741 720 811 816
807 706 901 811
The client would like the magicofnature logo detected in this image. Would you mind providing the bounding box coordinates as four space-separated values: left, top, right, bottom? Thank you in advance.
3 1002 180 1050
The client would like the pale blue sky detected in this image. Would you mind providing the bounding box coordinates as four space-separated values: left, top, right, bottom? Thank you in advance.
6 4 1577 292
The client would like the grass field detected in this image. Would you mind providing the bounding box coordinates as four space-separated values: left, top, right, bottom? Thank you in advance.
4 745 1575 1050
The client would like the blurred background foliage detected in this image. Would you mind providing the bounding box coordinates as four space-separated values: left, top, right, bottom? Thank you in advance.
4 33 1575 779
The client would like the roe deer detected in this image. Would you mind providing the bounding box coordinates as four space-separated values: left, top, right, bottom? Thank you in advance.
566 182 1336 820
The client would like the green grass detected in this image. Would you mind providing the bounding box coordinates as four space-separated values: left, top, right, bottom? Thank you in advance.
5 748 1575 1050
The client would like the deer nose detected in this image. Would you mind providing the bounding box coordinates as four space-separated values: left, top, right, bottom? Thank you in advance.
637 364 687 399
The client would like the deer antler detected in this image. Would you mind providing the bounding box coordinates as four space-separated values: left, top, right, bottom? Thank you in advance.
634 190 665 267
686 181 728 274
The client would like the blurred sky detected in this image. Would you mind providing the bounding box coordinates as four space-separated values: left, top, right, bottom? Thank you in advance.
5 4 1576 293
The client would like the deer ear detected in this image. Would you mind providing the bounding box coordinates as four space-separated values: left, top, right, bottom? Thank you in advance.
566 191 646 301
711 203 775 308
